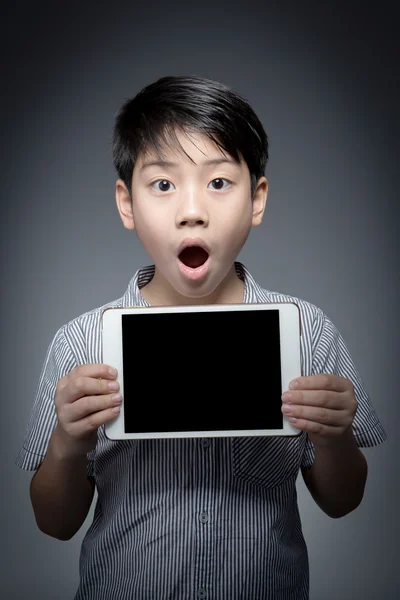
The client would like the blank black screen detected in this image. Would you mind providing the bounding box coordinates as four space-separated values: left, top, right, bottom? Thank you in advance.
121 309 283 433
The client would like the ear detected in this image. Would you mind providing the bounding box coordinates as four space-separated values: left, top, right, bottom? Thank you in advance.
115 179 135 230
252 177 268 226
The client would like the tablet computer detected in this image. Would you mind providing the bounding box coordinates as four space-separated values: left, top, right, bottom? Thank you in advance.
102 303 302 440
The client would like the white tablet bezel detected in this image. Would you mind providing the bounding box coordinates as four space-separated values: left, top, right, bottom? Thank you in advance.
102 302 302 439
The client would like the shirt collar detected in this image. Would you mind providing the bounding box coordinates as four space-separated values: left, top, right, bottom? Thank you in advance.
121 261 264 307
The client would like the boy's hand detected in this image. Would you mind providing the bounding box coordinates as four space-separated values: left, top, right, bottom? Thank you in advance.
281 375 357 448
54 364 121 457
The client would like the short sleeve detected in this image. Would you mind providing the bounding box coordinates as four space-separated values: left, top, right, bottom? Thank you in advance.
301 310 387 468
14 325 95 478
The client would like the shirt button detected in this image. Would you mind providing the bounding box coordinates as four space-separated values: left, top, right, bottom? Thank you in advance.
197 589 207 599
199 511 209 523
201 438 211 448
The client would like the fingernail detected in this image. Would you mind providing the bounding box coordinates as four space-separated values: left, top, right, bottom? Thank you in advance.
112 394 122 404
108 381 119 391
109 367 117 376
290 380 299 389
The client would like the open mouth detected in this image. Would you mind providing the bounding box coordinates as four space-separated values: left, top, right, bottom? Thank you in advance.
178 246 209 269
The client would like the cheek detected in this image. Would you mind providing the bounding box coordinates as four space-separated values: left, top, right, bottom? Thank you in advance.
217 200 253 235
133 211 167 251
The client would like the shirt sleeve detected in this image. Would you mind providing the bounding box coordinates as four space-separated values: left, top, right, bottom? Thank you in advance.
301 309 387 468
15 325 96 478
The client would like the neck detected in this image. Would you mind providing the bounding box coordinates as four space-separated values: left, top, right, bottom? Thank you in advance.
140 264 245 306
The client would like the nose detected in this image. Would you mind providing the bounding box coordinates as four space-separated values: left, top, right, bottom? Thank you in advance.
175 192 209 228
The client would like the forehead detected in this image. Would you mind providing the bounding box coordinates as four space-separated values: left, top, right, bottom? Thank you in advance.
135 128 243 170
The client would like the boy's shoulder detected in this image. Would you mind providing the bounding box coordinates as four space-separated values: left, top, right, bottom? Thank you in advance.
60 288 136 341
253 283 322 314
240 263 325 323
251 282 326 338
59 267 151 338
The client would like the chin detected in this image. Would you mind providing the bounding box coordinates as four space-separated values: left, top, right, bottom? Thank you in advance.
176 284 215 300
174 278 220 301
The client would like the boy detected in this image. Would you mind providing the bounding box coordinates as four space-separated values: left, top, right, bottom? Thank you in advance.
16 75 387 599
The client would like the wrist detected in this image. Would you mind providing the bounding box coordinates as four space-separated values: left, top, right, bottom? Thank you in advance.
313 426 358 455
50 423 89 463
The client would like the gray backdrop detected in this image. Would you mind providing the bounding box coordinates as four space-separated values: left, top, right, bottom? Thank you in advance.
2 1 398 598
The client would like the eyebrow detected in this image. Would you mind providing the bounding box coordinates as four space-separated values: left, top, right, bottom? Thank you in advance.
139 157 239 173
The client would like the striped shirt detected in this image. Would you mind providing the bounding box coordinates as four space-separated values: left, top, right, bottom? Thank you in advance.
15 262 387 599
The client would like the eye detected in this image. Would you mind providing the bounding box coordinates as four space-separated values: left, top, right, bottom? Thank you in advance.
151 179 176 192
208 178 231 190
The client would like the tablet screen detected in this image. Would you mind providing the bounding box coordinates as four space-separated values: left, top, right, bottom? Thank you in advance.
121 309 283 433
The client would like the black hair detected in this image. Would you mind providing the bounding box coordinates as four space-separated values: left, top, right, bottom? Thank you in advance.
112 75 268 199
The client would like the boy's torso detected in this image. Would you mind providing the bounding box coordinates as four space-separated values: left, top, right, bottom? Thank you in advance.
69 262 316 599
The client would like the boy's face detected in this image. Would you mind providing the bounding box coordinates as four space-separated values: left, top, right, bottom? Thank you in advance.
116 129 267 300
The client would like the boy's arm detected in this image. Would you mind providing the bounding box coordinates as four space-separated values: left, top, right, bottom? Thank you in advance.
301 427 368 518
295 311 386 517
282 374 370 518
30 423 96 541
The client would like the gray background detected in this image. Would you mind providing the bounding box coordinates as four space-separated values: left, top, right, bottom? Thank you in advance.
2 0 398 598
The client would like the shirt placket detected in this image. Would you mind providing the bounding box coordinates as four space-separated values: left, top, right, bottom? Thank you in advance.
193 437 215 600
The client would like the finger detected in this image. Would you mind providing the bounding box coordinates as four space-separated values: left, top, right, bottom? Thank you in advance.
71 364 118 380
281 403 349 427
66 393 123 422
66 405 122 437
63 375 120 404
281 389 347 410
289 374 351 393
283 418 344 438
